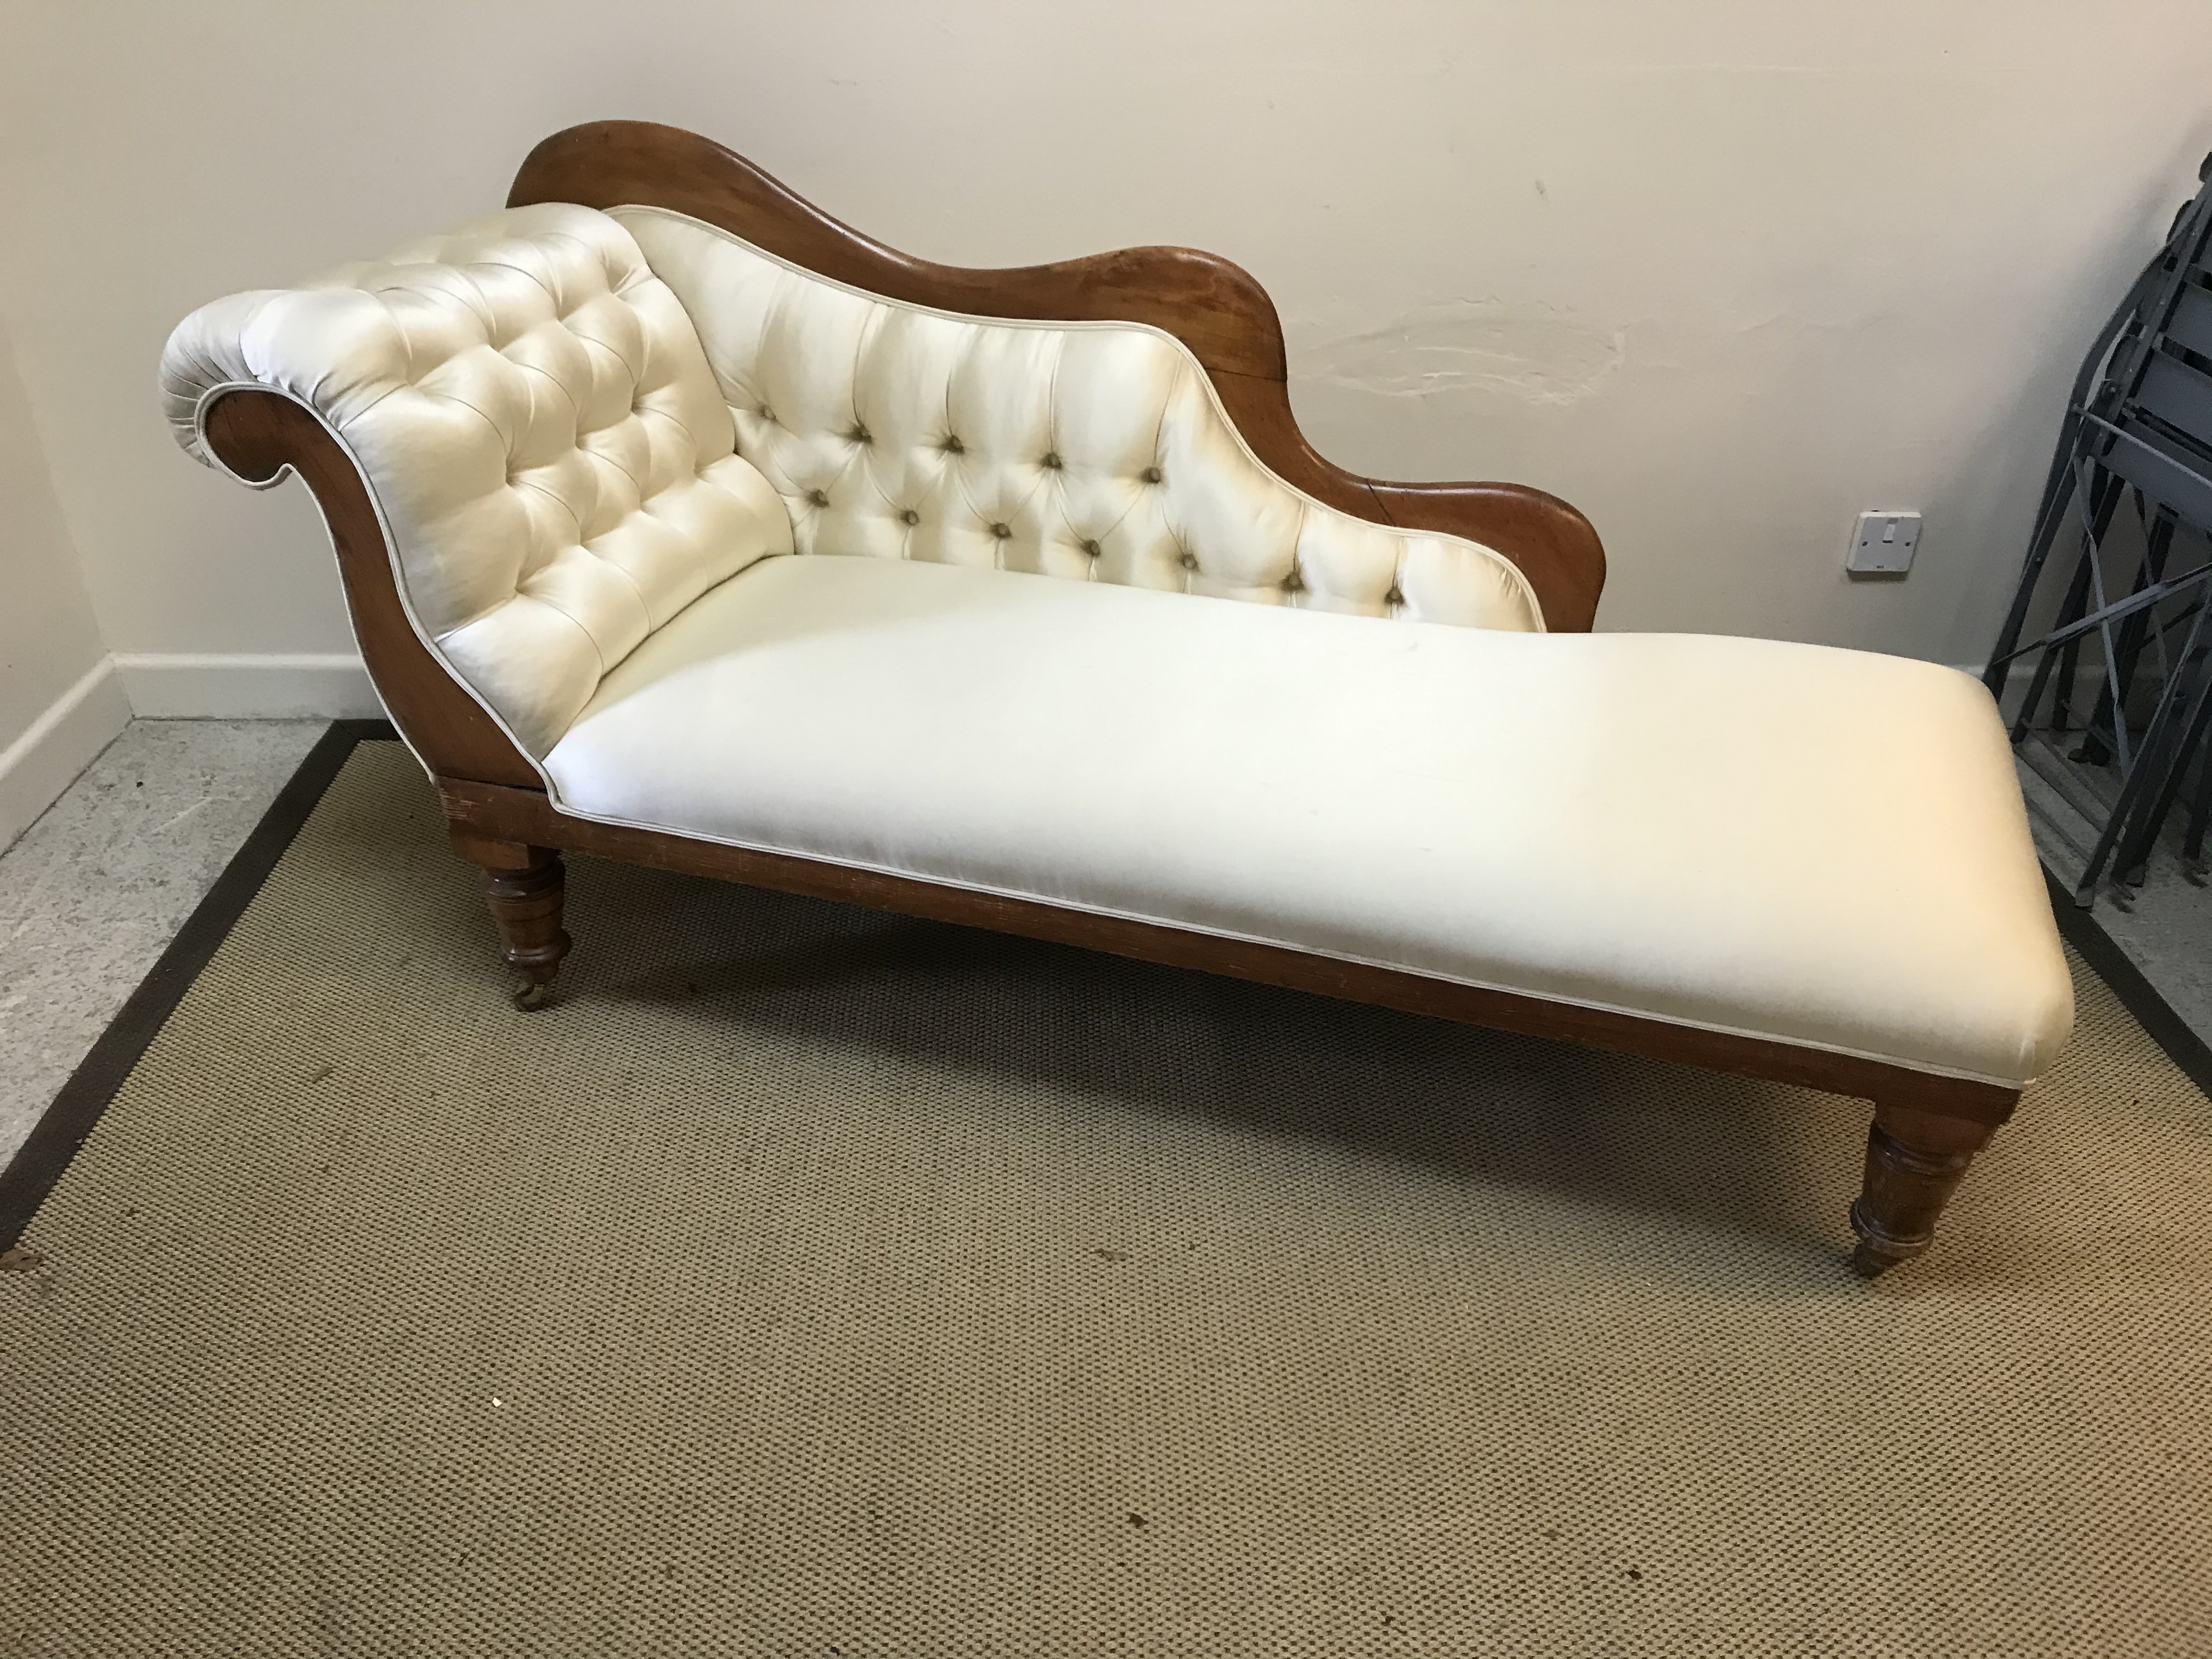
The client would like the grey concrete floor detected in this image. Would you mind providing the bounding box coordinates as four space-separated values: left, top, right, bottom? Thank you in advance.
0 719 329 1166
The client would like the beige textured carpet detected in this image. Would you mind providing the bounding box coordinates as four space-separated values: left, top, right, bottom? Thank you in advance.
2 740 2208 1657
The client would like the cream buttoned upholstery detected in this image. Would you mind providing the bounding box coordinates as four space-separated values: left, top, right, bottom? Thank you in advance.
161 206 792 755
606 206 1541 631
161 205 1538 757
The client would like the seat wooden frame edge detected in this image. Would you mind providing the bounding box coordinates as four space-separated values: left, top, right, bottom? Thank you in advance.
191 122 2019 1276
440 774 2017 1122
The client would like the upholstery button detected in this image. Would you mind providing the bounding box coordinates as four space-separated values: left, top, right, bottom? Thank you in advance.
991 522 1012 539
1179 551 1198 571
1041 452 1063 470
1385 585 1404 604
759 405 776 422
944 435 965 455
1142 465 1163 484
899 509 920 526
850 422 872 444
1283 571 1304 592
807 488 828 507
1081 539 1102 557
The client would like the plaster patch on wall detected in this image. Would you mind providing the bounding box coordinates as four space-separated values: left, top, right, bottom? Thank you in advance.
1301 303 1626 406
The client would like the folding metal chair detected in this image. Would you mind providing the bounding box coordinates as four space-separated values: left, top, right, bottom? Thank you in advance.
1986 153 2212 905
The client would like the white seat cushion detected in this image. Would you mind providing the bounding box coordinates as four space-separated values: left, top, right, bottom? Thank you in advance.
543 554 2073 1086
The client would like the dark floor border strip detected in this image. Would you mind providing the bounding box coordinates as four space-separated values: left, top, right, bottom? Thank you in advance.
2044 866 2212 1099
0 720 398 1250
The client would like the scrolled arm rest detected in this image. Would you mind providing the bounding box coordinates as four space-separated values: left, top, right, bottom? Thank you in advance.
195 389 541 789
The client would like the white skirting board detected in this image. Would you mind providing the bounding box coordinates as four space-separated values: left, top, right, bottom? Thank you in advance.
0 658 134 851
112 653 383 720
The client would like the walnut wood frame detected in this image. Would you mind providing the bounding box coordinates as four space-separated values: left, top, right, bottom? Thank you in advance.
196 120 2017 1276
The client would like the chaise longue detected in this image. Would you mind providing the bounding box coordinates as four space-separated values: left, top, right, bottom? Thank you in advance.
159 121 2074 1274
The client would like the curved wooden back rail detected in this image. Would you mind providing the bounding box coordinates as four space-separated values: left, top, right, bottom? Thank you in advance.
199 390 539 789
507 120 1606 633
191 122 2012 1276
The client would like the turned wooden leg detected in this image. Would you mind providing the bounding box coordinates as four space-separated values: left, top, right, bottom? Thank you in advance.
450 831 571 1009
1847 1097 2013 1276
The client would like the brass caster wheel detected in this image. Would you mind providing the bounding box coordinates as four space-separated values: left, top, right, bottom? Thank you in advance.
1847 1198 1915 1279
1849 1240 1894 1279
510 978 556 1012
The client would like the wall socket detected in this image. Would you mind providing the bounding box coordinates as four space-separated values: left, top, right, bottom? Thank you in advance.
1848 510 1921 575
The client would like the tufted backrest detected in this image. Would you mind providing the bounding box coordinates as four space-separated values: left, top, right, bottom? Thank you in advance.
608 205 1543 633
160 204 794 755
162 204 1544 759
